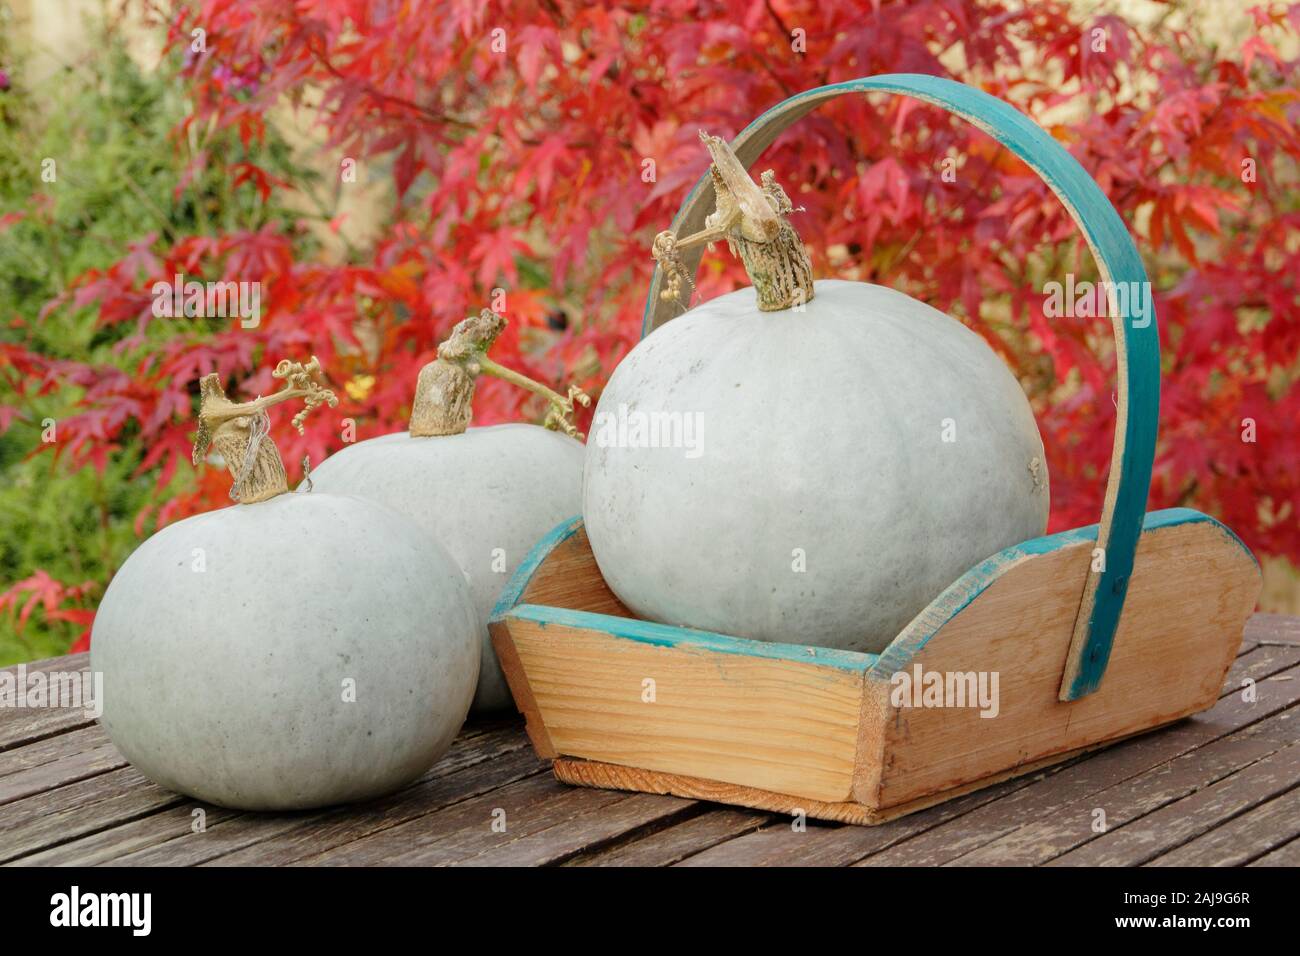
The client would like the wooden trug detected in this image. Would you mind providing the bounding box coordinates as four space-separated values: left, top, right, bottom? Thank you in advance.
488 75 1262 825
489 511 1259 825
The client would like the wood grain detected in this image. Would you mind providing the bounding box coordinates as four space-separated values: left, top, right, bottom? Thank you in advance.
0 723 110 777
1224 642 1300 693
867 517 1259 812
0 765 177 864
1150 786 1300 867
1050 740 1300 867
15 802 242 867
0 741 124 807
494 523 629 619
0 652 96 751
506 620 867 803
1248 836 1300 867
115 723 543 867
451 792 698 867
295 772 645 866
204 732 543 867
489 522 631 761
566 808 771 867
674 771 1053 867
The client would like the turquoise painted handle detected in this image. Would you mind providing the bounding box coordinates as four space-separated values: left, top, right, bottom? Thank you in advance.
640 74 1160 701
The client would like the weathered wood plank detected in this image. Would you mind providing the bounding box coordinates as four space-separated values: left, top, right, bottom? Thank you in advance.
0 765 177 864
940 708 1298 866
297 769 700 867
0 709 530 865
1248 836 1300 866
848 663 1300 866
567 808 772 866
0 653 88 676
1223 643 1300 695
1149 786 1300 866
674 768 1052 867
1231 612 1285 657
1050 740 1300 866
0 741 125 807
454 792 698 867
112 811 299 867
15 803 242 866
112 729 543 866
0 653 96 751
298 772 630 866
0 724 110 778
203 731 541 866
1244 613 1300 645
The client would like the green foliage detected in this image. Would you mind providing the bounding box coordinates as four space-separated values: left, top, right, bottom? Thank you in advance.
0 21 304 664
0 452 151 661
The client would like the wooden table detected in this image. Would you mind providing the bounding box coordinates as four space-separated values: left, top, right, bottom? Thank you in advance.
2 613 1298 867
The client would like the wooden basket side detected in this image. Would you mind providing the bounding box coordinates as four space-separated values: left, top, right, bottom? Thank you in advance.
490 614 557 759
867 510 1260 811
494 604 873 804
489 515 619 758
489 516 629 622
871 508 1256 678
852 512 1134 807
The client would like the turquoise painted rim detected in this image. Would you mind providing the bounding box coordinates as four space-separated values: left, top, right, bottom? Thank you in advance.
869 506 1255 679
489 514 584 622
498 509 1252 677
637 74 1161 699
507 604 876 673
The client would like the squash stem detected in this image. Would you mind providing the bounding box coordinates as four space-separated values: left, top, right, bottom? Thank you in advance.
193 357 338 504
476 354 590 439
652 131 815 312
409 309 590 440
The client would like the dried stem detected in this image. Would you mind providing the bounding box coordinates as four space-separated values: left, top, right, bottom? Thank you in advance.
653 131 815 312
409 309 590 439
193 357 338 504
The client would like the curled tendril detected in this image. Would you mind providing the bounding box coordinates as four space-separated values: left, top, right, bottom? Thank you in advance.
272 357 338 433
544 384 592 440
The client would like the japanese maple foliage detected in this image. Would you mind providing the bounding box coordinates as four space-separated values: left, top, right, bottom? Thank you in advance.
2 0 1298 649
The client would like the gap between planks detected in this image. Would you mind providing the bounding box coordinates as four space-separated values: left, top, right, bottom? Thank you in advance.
1145 781 1300 866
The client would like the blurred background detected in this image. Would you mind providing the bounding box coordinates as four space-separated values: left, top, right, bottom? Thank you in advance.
1 0 1297 664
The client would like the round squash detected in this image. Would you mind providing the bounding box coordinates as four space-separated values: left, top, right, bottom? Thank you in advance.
307 310 586 712
583 135 1049 654
309 425 582 711
91 359 479 810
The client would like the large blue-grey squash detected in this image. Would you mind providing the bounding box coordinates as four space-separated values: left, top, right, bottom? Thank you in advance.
583 136 1048 654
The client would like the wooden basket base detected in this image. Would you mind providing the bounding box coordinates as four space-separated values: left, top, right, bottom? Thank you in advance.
551 715 1189 825
554 741 1100 826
